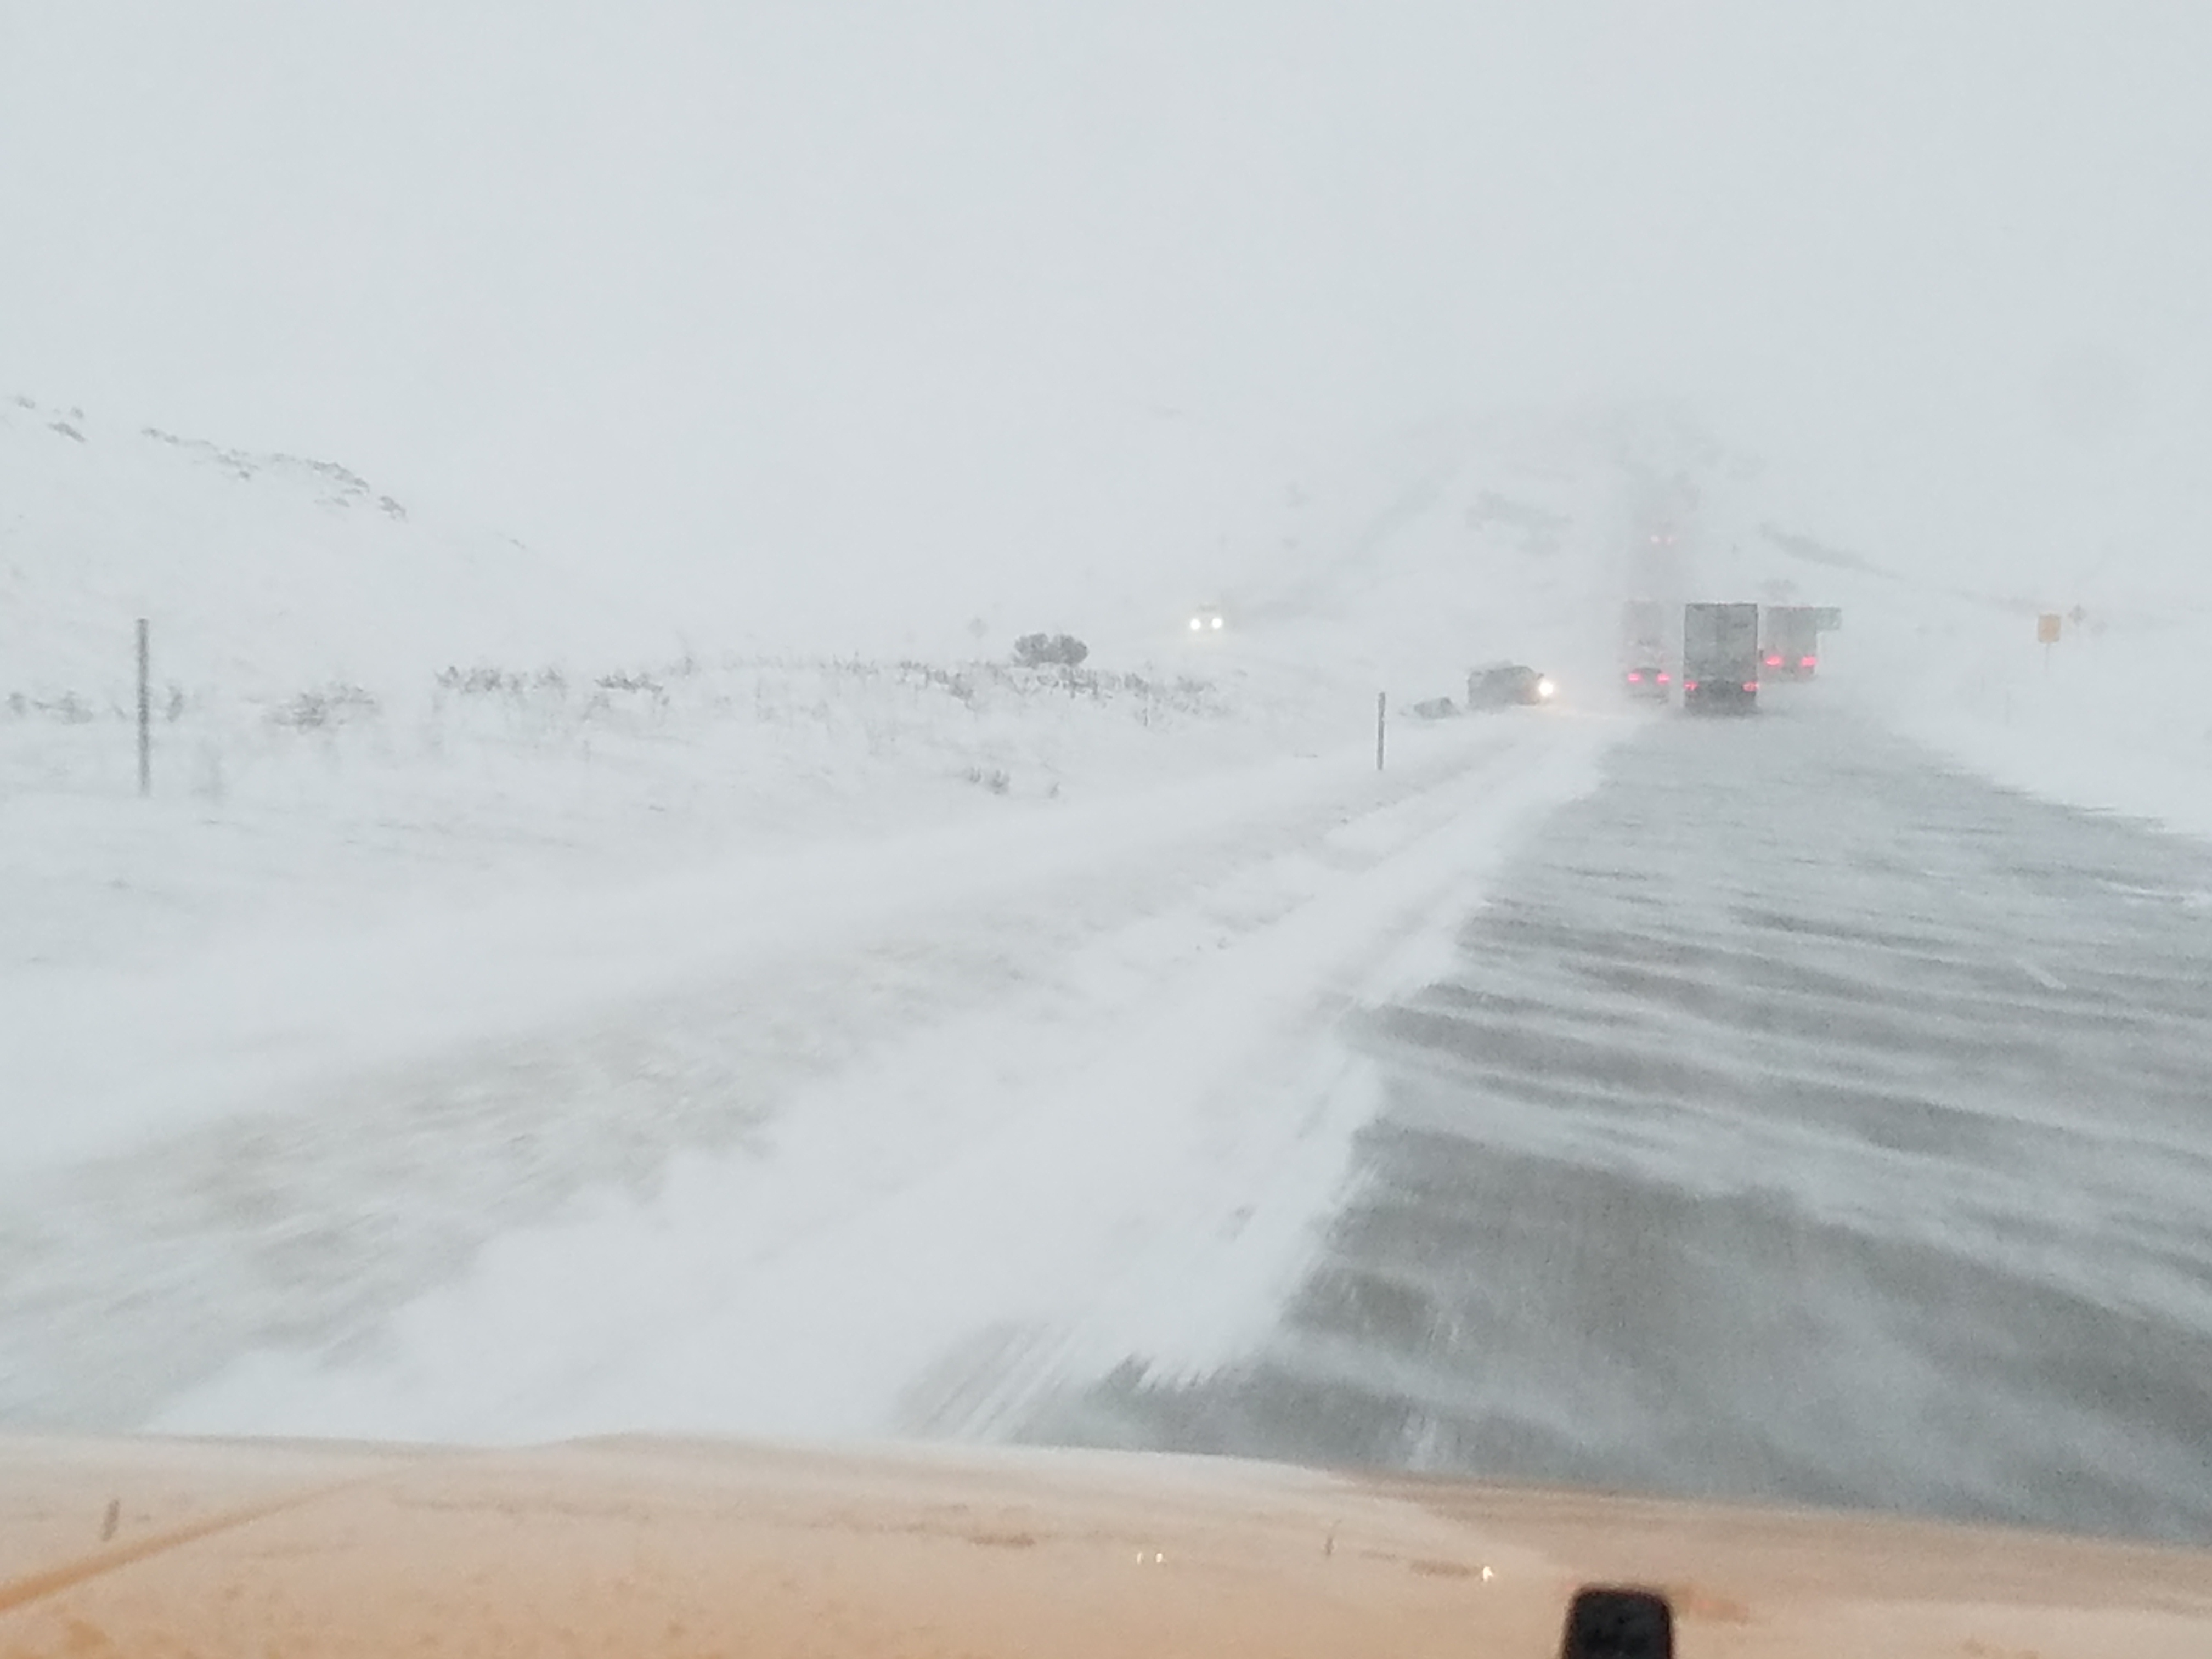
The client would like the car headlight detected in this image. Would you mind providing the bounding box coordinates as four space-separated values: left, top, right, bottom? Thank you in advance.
1189 617 1202 631
1536 677 1556 699
1211 616 1223 630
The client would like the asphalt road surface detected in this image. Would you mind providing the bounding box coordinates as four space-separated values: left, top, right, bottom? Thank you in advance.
1032 694 2212 1546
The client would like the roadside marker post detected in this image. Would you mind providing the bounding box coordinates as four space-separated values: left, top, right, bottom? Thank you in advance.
136 618 151 797
1376 691 1386 772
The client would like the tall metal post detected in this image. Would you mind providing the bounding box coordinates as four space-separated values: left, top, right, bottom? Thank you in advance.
136 618 151 797
1375 691 1386 772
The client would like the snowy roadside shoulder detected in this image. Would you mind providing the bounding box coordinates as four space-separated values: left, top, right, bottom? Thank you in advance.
0 699 1646 1448
1855 611 2212 846
0 653 1276 980
147 711 1634 1447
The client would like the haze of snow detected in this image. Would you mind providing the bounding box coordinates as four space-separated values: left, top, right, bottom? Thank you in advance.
7 4 2212 644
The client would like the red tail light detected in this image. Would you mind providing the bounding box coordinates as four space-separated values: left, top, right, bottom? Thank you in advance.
1764 654 1782 667
1657 673 1671 684
1684 680 1699 692
1627 671 1643 682
1743 681 1759 693
1800 655 1815 667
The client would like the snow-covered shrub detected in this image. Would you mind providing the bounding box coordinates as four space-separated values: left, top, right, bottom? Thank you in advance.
1012 633 1089 668
269 684 379 730
963 764 1012 795
435 665 529 697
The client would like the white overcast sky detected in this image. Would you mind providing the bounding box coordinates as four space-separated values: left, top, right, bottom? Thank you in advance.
4 2 2209 625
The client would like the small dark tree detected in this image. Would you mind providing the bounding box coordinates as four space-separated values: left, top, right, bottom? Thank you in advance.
1013 632 1089 668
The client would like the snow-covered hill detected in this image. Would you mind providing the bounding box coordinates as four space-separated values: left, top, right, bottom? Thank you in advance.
0 393 670 708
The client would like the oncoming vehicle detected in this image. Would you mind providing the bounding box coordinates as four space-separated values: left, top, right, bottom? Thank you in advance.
1187 601 1226 634
1466 661 1557 709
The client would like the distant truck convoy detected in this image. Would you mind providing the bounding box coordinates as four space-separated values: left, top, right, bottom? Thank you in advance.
1760 604 1822 681
1682 602 1760 714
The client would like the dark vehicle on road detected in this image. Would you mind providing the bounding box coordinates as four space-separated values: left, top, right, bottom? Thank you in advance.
1682 602 1760 714
1466 662 1556 709
1619 598 1673 701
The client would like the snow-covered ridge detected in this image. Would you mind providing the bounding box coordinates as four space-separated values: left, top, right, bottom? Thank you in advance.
137 421 409 520
9 392 411 523
0 394 661 706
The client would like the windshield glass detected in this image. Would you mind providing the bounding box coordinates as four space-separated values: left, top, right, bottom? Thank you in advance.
3 1 2210 1562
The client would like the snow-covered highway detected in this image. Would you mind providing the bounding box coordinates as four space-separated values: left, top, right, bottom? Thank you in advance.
15 679 2212 1551
1041 694 2212 1544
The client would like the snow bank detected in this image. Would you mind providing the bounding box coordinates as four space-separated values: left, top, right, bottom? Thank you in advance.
1866 603 2212 843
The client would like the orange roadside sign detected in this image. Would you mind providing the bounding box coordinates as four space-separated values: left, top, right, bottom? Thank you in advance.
2038 612 2063 644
